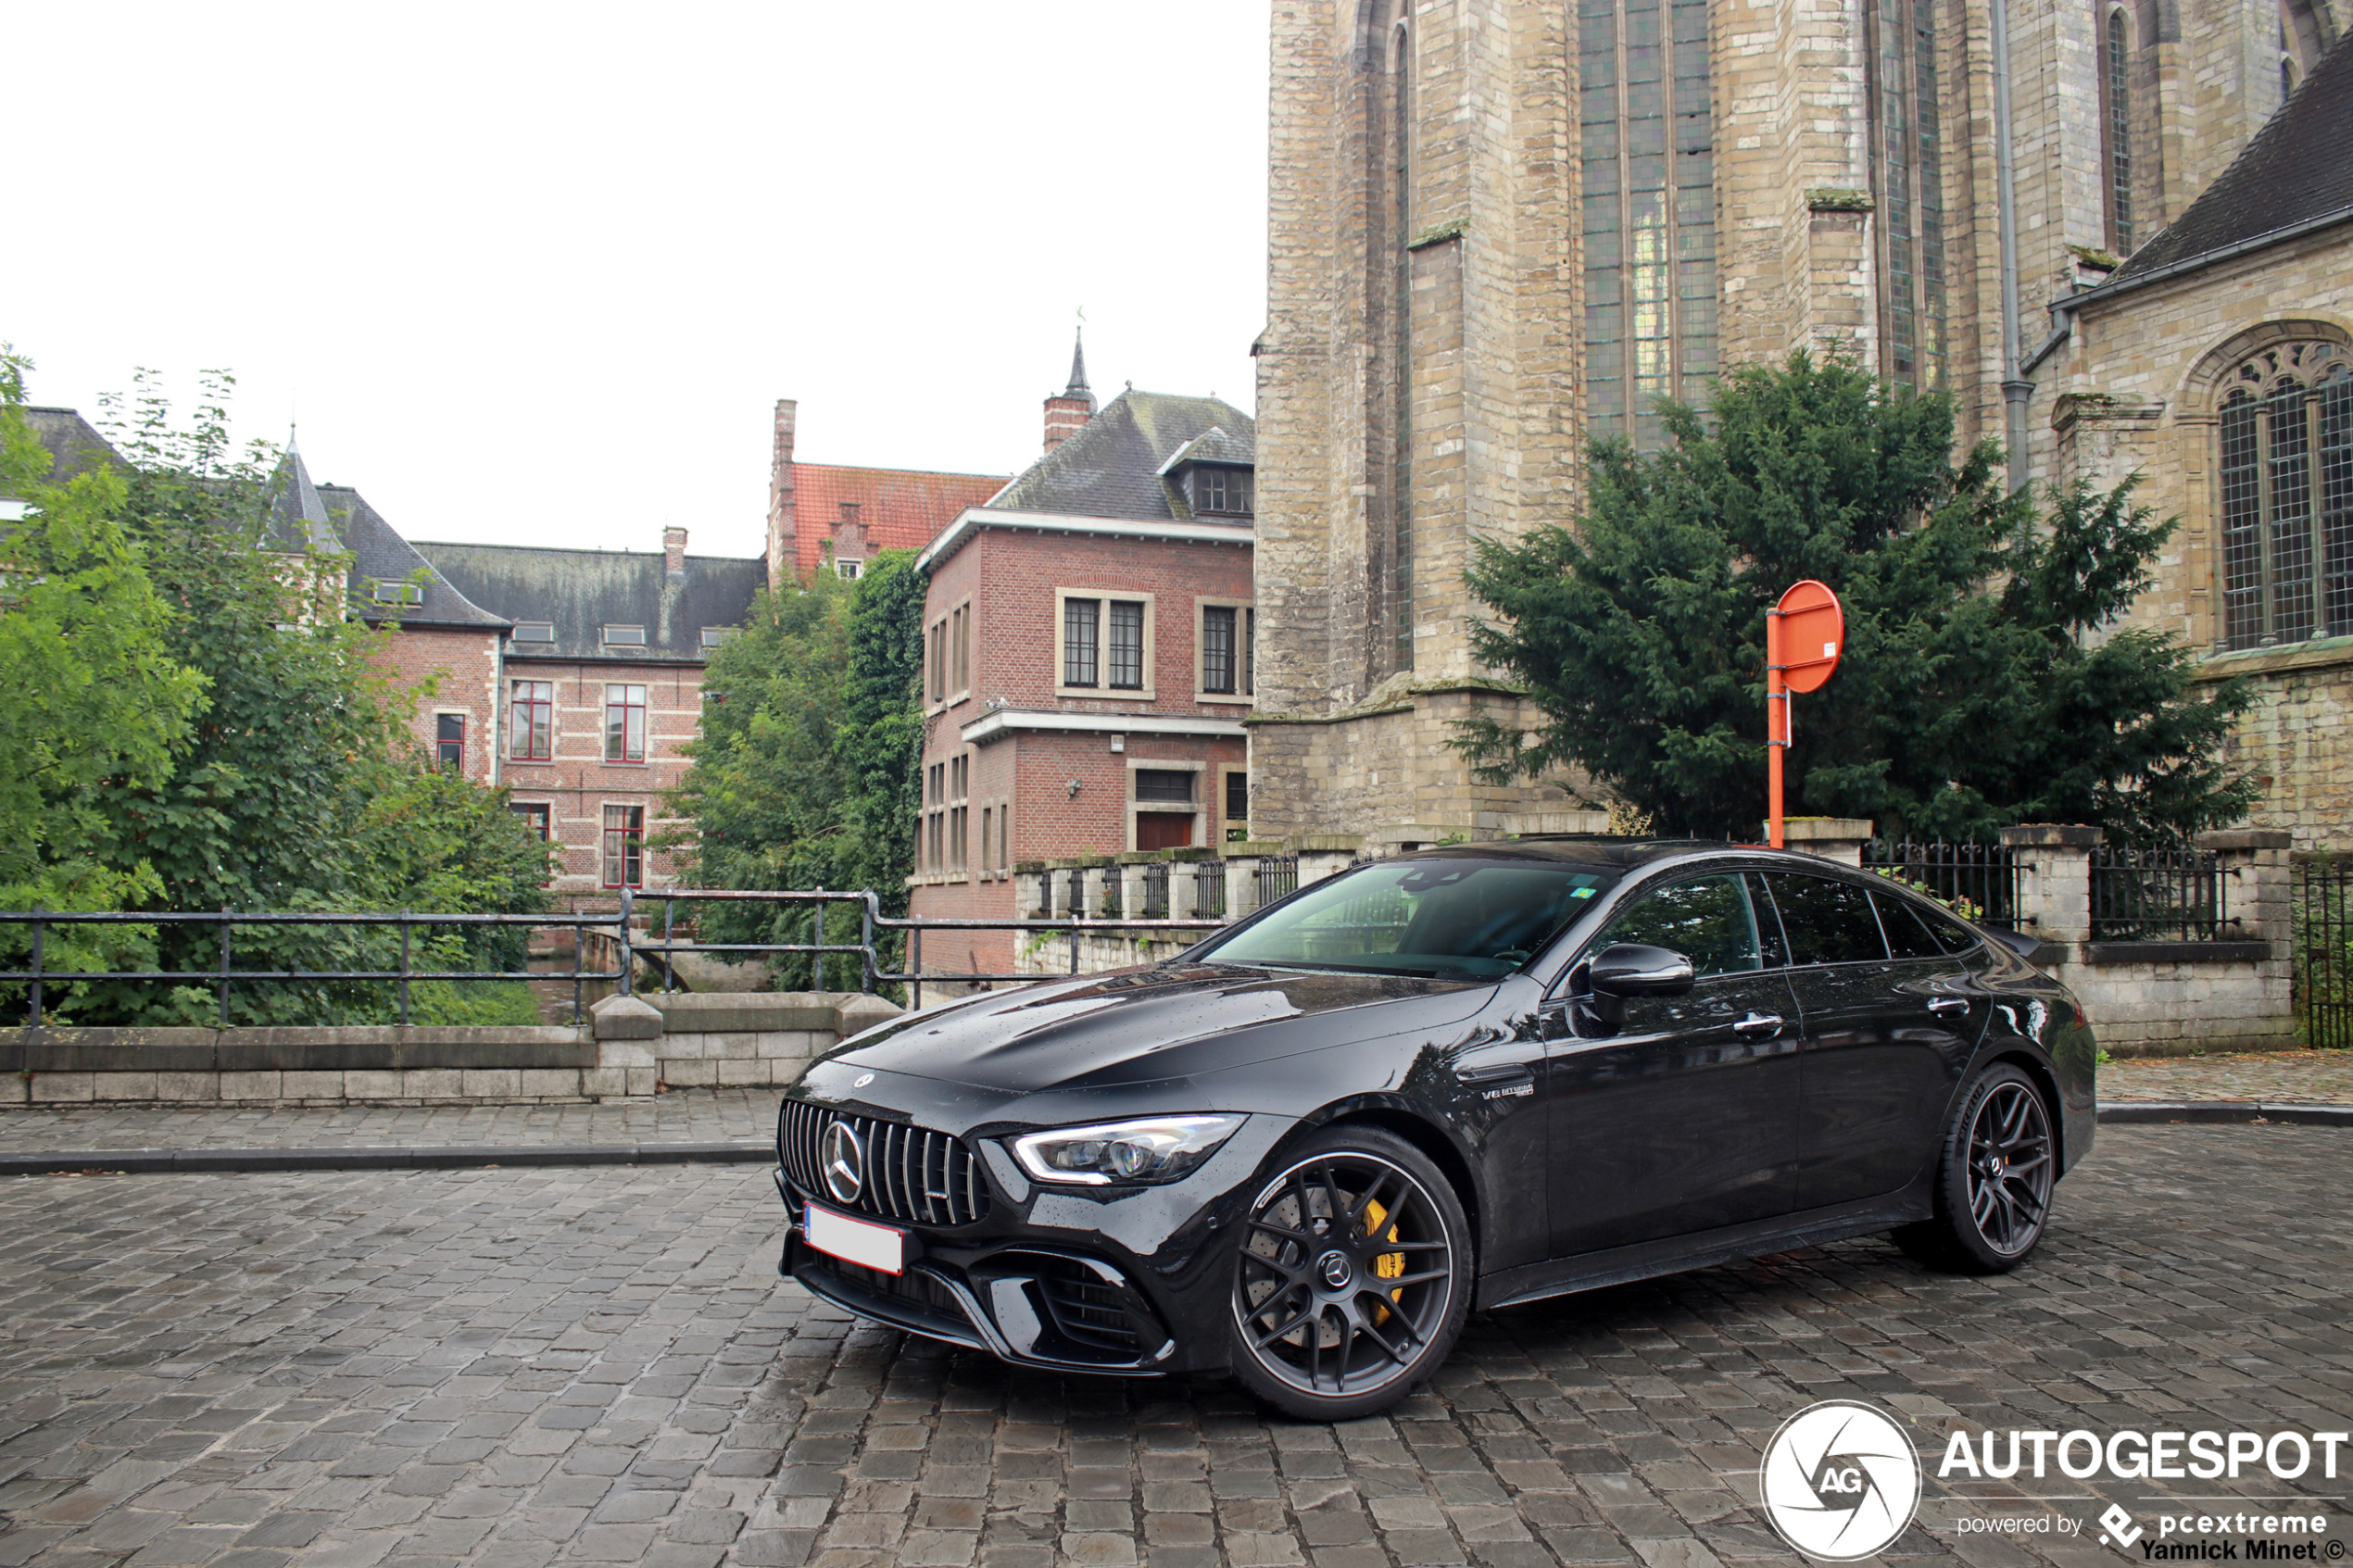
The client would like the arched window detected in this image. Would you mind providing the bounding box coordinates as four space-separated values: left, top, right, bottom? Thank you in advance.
2218 342 2353 649
1579 0 1719 446
2104 9 2134 254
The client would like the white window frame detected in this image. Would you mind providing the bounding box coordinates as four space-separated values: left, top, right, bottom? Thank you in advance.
1126 758 1206 851
1055 588 1157 701
1194 596 1256 705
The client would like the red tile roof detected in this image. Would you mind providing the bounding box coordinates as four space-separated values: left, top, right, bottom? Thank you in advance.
790 464 1008 581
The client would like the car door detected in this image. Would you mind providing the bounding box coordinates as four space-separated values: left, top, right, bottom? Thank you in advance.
1760 872 1973 1209
1546 872 1804 1259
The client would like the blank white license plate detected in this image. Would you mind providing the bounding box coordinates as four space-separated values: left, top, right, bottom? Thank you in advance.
804 1203 905 1275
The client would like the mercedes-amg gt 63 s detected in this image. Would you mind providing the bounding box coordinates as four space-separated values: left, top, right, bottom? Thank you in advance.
770 839 2096 1419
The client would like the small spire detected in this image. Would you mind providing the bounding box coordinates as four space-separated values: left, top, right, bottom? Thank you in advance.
283 426 335 549
1064 324 1090 396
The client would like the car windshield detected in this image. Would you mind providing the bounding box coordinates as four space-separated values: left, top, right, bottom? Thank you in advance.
1192 859 1619 978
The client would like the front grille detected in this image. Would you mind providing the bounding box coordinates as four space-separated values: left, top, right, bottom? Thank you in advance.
780 1099 990 1226
1030 1255 1145 1353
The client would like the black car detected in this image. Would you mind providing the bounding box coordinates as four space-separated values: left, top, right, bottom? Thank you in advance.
770 839 2095 1419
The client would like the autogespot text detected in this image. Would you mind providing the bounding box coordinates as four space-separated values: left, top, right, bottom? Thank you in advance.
1939 1429 2351 1483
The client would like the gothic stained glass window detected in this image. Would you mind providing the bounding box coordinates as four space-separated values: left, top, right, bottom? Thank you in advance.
1872 0 1947 389
1580 0 1717 450
2106 10 2134 254
2217 342 2353 650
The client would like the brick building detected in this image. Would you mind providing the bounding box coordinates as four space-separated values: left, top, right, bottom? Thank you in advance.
1252 0 2349 847
406 533 766 903
906 358 1258 977
764 399 1006 585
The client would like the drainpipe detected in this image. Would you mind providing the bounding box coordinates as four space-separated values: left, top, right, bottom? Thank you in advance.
1992 0 2032 494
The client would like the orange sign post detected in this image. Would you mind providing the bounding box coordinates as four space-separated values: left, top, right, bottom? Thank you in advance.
1766 580 1844 849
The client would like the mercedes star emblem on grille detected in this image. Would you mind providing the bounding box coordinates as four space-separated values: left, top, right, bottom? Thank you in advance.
820 1120 865 1204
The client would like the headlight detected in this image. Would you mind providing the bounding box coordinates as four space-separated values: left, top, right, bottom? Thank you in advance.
1009 1115 1245 1186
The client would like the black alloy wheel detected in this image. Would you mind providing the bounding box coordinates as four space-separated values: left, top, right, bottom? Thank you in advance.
1227 1126 1470 1421
1895 1062 2057 1273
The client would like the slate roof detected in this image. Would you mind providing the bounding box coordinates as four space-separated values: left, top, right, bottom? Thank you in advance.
2112 31 2353 282
787 464 1007 581
414 540 765 665
5 408 121 498
985 391 1256 523
317 485 508 631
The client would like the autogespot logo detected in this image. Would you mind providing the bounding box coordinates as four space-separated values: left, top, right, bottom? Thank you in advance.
1761 1400 1925 1561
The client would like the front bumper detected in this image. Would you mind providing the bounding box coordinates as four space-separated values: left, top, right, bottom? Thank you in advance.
769 1111 1295 1376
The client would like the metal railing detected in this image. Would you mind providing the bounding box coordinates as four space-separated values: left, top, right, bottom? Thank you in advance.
2089 845 2230 941
0 908 625 1027
2295 857 2353 1048
1140 863 1170 920
1195 859 1228 919
0 887 1232 1024
1861 840 2021 924
1255 856 1299 908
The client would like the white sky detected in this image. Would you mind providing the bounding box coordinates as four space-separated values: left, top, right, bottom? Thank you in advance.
7 3 1272 559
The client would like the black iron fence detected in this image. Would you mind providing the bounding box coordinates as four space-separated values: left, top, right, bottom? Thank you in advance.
0 887 1231 1026
1860 841 2020 924
1140 862 1170 920
1256 856 1299 908
1195 859 1228 919
2088 844 2230 941
2296 857 2353 1048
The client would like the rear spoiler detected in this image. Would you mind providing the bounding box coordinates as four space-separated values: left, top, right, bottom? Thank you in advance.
1977 924 2041 961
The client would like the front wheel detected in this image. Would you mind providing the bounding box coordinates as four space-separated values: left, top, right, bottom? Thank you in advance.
1226 1126 1471 1421
1894 1062 2057 1273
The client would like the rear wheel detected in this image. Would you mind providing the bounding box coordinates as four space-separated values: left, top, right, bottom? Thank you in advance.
1894 1062 2057 1273
1226 1126 1470 1421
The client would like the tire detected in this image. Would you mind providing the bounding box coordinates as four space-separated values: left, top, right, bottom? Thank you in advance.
1226 1125 1472 1421
1894 1062 2057 1273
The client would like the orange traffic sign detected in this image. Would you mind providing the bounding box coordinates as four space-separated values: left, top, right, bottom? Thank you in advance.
1774 579 1843 694
1765 580 1845 848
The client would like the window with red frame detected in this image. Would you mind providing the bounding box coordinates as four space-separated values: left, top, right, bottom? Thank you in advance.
602 805 644 888
434 713 466 771
604 684 648 762
510 680 553 760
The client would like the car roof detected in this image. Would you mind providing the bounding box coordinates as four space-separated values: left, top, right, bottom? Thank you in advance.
1395 836 1760 872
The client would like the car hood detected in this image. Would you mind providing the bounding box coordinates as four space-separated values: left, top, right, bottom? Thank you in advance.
819 963 1497 1096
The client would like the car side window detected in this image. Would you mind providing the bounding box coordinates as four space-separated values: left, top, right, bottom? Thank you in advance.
1592 875 1761 978
1763 873 1889 966
1744 872 1790 968
1910 899 1985 955
1872 891 1948 960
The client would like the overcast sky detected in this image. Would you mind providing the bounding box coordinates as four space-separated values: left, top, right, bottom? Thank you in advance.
8 3 1272 558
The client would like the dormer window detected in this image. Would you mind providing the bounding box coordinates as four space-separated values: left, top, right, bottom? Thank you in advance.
369 579 422 606
602 624 647 646
1191 466 1253 517
513 621 556 643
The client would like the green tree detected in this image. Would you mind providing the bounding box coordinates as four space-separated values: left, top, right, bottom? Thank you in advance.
664 551 926 991
0 350 206 1017
1457 353 2258 845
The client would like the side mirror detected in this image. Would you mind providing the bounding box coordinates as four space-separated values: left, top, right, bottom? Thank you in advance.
1589 943 1696 998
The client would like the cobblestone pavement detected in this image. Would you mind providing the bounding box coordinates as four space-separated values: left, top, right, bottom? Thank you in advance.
0 1091 775 1152
1 1124 2348 1568
2101 1047 2353 1103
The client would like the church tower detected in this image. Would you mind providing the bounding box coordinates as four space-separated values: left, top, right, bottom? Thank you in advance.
1252 0 2342 843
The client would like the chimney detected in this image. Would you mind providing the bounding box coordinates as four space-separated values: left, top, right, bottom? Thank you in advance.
1043 327 1096 454
765 398 799 586
664 525 688 580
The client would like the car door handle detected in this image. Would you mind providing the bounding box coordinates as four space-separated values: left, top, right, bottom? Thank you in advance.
1455 1060 1537 1085
1732 1012 1784 1035
1927 997 1970 1015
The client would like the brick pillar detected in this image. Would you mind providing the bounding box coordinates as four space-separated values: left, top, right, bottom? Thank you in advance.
2001 824 2106 945
1047 861 1079 919
1225 852 1266 919
663 525 687 582
1167 852 1202 921
1080 863 1111 920
1116 855 1154 921
2196 829 2293 948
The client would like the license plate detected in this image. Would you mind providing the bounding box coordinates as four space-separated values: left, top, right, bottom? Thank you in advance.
803 1202 906 1275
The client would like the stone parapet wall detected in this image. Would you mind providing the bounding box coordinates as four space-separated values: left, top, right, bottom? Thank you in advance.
0 993 900 1108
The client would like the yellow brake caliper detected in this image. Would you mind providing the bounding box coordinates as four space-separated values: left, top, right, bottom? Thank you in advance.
1362 1198 1407 1324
